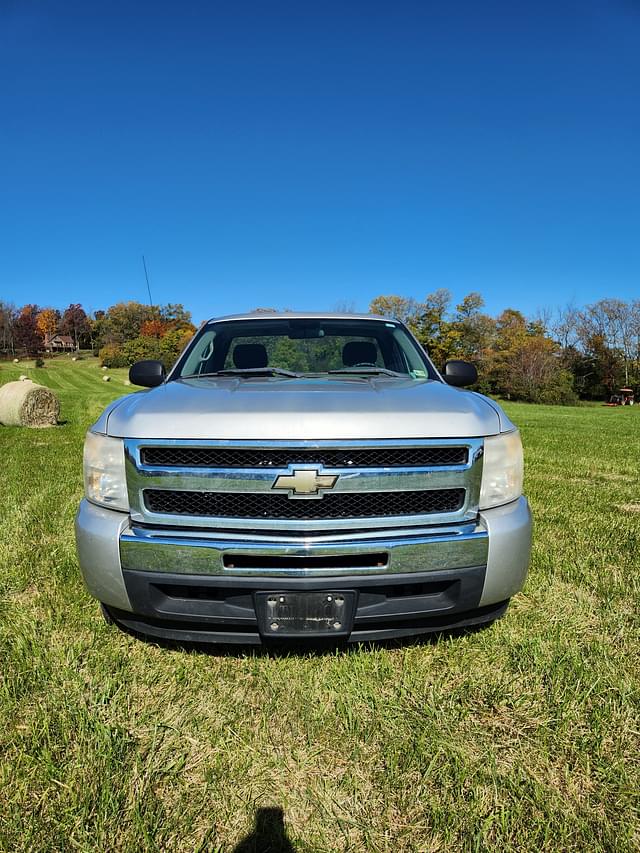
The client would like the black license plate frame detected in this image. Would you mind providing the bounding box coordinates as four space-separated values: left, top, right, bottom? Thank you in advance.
255 590 357 638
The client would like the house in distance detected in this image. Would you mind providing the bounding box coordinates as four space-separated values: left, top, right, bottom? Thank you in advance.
44 334 75 353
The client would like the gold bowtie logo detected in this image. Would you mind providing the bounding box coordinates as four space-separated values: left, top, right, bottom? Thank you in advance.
272 468 339 498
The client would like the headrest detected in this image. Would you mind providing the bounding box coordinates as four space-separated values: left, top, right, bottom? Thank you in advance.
342 341 378 367
232 343 268 369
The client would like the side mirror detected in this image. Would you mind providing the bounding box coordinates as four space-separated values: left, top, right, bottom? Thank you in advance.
129 360 166 388
443 360 478 388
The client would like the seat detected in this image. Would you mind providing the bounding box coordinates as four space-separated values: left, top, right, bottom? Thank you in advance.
232 344 268 369
342 341 378 367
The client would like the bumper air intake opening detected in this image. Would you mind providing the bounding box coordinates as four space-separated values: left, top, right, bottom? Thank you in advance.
222 552 389 570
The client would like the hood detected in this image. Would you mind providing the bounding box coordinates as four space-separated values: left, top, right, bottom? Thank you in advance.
98 377 509 440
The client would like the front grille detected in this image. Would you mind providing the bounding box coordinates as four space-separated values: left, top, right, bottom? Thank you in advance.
144 488 466 520
140 446 468 469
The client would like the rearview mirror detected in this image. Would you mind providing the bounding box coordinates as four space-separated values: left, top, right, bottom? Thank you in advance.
443 360 477 388
287 320 324 339
129 360 166 388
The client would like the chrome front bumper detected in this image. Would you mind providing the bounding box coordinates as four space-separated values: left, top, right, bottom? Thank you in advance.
75 496 532 613
118 523 489 577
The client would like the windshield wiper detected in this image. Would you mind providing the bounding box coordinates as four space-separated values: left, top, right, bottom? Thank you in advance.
180 367 407 380
218 367 301 378
181 368 301 379
327 367 407 378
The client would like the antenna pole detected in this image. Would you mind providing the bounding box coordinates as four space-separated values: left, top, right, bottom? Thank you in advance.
142 255 154 307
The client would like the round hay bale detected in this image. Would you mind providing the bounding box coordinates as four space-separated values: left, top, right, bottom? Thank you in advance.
72 357 77 362
0 381 60 427
102 365 108 370
103 375 111 382
19 375 29 381
13 358 19 363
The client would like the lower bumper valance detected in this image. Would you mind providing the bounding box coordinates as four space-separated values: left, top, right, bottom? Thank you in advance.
112 566 503 644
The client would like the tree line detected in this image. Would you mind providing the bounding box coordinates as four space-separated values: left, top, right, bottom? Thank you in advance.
369 291 640 403
1 293 638 402
0 301 196 370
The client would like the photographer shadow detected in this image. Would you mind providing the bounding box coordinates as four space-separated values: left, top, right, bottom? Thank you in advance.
233 807 296 853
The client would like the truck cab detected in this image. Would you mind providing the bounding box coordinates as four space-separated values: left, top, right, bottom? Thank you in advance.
75 312 532 644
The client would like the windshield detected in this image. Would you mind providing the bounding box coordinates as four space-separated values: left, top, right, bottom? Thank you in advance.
173 318 436 380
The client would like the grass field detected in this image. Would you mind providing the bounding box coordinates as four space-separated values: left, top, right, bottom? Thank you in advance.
0 357 639 852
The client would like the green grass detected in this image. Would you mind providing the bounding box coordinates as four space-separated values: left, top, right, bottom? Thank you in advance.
0 358 638 852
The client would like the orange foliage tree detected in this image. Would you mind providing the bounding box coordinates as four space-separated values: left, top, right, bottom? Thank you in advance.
140 318 169 338
36 308 60 339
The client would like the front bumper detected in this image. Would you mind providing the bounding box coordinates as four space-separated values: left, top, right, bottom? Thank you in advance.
75 496 532 643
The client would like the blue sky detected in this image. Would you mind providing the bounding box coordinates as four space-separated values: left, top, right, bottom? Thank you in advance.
1 1 639 324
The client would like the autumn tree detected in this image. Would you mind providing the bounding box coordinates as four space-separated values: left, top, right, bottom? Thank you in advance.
159 304 193 329
138 305 195 340
98 303 196 367
13 304 44 354
502 336 575 403
577 332 622 397
160 327 195 367
89 310 108 351
413 289 458 367
486 309 528 394
369 295 422 332
368 288 579 402
122 336 162 364
60 303 90 349
452 293 495 362
99 302 158 346
36 308 60 340
579 298 637 386
140 319 168 339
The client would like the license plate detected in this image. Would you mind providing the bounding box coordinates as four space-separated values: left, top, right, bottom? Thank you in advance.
255 591 356 637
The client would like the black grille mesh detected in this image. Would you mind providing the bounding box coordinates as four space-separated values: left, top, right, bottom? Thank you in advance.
144 488 465 519
141 446 468 468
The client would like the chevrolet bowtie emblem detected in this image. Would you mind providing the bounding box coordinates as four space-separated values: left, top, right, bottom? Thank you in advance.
272 467 339 498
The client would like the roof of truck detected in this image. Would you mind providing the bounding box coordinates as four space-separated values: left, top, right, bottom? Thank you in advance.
206 311 393 323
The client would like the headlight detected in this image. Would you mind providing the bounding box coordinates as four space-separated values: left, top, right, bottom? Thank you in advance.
479 430 523 510
83 431 129 511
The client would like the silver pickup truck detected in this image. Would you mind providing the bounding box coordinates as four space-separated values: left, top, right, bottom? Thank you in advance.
75 312 531 644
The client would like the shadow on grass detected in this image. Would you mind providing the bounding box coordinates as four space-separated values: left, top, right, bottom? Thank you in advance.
102 602 504 658
233 807 296 853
